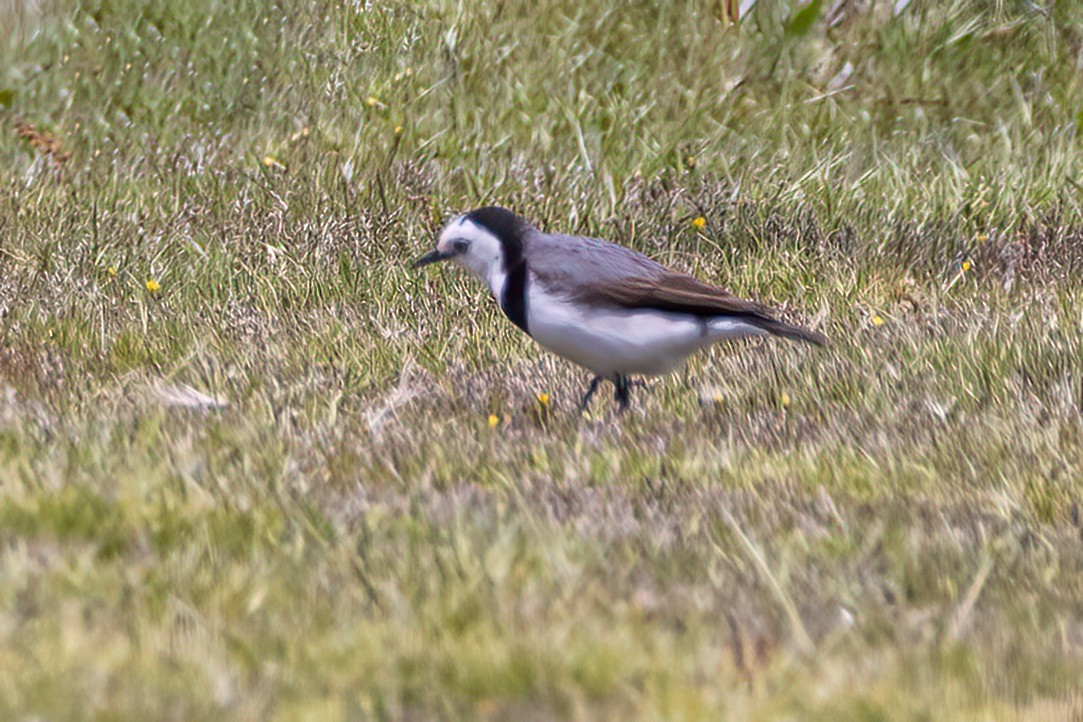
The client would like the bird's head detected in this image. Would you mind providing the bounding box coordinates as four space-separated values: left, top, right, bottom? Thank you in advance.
413 206 528 292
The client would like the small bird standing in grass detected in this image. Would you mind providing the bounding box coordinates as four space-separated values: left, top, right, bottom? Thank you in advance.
414 207 826 411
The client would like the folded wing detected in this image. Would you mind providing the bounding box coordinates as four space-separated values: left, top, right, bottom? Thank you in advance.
526 230 827 347
575 273 828 346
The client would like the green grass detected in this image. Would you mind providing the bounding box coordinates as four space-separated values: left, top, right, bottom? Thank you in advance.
2 0 1083 718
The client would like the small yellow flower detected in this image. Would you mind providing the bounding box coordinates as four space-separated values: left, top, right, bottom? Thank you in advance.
365 95 380 107
871 314 885 327
976 234 988 243
394 125 403 135
537 392 550 407
691 216 706 229
262 155 285 170
487 414 500 428
145 278 161 293
686 155 696 168
107 266 116 277
780 391 791 408
961 259 971 272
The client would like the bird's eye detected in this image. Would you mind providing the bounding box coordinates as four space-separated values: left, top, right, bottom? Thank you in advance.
453 240 469 253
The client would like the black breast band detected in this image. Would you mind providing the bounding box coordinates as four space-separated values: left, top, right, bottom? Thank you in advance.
500 261 530 336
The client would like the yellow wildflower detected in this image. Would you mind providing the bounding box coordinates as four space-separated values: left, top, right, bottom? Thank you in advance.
107 266 116 277
394 125 403 135
961 259 971 272
976 234 988 243
692 216 706 229
537 392 550 407
871 314 885 327
487 414 500 428
365 95 380 107
145 278 161 293
262 155 285 170
780 391 791 408
686 156 696 168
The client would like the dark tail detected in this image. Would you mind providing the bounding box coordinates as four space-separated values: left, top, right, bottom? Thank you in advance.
753 318 829 347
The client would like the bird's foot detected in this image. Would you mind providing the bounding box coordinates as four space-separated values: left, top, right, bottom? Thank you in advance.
613 374 634 412
580 375 640 413
578 375 604 412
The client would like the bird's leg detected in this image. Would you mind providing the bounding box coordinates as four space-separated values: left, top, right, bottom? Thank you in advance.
613 374 634 412
578 375 604 412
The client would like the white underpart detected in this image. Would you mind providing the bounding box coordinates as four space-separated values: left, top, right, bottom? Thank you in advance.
527 280 766 377
437 216 507 295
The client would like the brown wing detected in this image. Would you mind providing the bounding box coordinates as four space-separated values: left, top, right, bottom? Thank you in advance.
523 229 828 346
571 273 829 346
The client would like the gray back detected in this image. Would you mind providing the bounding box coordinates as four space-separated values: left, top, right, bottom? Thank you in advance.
524 229 668 292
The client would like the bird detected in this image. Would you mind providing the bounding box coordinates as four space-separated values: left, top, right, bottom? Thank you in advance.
413 206 827 411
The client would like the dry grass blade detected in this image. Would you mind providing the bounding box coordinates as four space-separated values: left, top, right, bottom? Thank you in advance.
151 383 229 411
720 0 741 24
946 554 995 642
716 507 817 657
365 361 424 435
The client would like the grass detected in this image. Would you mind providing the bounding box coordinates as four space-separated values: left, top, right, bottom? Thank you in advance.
2 0 1083 718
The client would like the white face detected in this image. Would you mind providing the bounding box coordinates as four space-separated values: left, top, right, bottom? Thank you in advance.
436 215 507 294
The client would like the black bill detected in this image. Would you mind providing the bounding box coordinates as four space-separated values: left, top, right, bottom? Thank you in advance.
411 248 457 269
